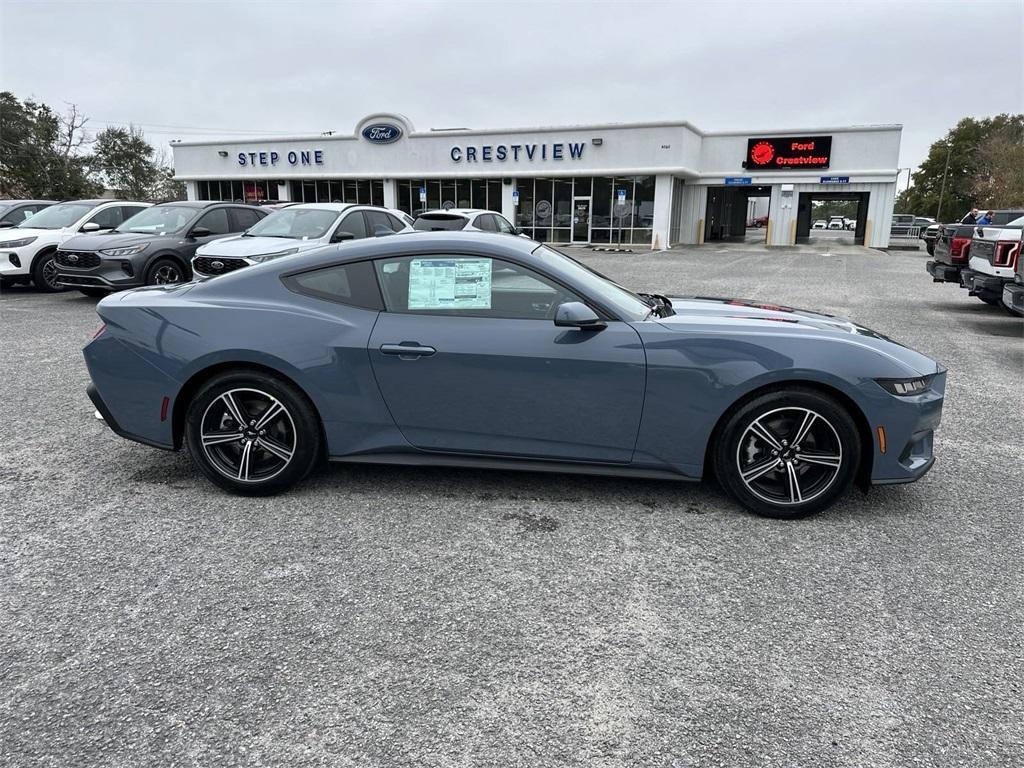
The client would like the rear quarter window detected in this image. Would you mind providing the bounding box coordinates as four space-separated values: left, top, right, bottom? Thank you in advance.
282 260 383 310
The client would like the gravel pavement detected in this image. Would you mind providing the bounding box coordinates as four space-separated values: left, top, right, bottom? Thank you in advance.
1 244 1022 767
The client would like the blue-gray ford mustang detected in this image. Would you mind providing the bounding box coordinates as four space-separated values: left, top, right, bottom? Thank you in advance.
84 232 945 519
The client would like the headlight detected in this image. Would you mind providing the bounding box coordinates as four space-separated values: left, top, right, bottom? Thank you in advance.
99 243 148 258
248 248 300 264
876 376 934 396
0 236 38 248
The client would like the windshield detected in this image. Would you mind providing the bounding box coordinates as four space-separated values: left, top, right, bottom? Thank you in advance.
18 202 94 230
534 245 651 321
115 205 195 234
245 208 339 239
1003 215 1024 228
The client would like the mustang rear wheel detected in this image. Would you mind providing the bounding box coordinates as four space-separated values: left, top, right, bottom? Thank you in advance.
714 388 860 519
185 371 322 495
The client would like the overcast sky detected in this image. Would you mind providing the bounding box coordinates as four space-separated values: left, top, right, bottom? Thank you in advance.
2 0 1021 177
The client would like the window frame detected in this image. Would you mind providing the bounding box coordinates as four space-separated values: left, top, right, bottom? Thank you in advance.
228 206 264 232
193 206 232 236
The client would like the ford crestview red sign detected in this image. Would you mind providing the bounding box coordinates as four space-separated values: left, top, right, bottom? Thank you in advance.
744 136 832 169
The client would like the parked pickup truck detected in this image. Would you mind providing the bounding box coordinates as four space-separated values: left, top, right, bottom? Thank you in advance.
926 223 976 283
1002 239 1024 316
960 214 1024 306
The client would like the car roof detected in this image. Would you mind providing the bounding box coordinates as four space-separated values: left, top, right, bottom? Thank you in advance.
418 208 487 217
283 202 357 212
1 199 56 205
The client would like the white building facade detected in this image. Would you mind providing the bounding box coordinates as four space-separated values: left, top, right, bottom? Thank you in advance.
171 113 902 248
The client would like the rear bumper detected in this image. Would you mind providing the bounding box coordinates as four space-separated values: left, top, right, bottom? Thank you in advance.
960 269 1007 301
87 382 174 450
1003 283 1024 315
926 260 960 283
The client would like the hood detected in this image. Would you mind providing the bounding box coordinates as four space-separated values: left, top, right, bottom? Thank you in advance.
60 231 164 251
0 227 57 245
656 296 940 376
196 235 323 258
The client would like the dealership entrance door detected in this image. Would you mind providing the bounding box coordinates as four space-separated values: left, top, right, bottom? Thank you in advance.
796 191 869 245
704 185 772 243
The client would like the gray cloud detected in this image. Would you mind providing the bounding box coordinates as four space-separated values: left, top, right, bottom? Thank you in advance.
2 0 1021 174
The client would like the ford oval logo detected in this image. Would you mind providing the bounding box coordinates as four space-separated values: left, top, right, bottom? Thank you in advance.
361 123 402 144
211 260 224 270
67 254 79 263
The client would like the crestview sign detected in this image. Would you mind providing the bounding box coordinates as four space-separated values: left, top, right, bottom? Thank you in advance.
744 136 832 170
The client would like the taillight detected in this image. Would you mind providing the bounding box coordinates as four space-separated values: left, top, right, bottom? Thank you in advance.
92 323 106 339
994 240 1019 267
951 236 970 261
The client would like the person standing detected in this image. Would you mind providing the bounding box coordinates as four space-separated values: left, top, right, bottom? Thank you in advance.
961 208 979 224
977 210 993 225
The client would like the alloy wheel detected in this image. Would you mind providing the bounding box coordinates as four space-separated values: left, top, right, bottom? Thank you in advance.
199 388 297 483
154 264 182 284
41 257 61 290
735 407 843 507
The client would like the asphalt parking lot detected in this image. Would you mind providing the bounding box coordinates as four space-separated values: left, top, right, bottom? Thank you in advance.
2 244 1022 767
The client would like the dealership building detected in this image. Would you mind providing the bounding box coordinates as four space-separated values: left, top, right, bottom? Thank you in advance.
171 112 902 248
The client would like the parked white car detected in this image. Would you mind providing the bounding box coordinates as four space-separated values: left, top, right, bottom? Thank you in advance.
827 216 845 230
413 208 522 235
0 199 150 291
812 220 827 229
192 202 413 277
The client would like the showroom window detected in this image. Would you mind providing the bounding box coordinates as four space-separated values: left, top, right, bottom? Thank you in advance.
514 176 655 245
288 180 384 206
196 180 280 202
395 179 503 215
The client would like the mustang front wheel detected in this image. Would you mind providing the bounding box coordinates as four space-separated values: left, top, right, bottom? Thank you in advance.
184 371 322 495
714 388 860 519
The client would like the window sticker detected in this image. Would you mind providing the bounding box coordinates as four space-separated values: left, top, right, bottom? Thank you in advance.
408 258 492 309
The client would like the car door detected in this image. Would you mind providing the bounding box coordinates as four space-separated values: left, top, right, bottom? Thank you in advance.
184 208 233 256
367 252 646 463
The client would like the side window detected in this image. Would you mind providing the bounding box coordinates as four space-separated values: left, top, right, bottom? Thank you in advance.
334 212 367 240
493 215 516 234
229 207 262 232
373 255 583 320
364 210 397 237
120 205 146 223
475 214 497 232
282 260 383 310
195 208 231 235
387 213 407 231
85 206 124 230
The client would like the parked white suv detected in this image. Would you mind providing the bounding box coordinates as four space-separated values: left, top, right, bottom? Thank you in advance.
192 202 413 277
0 199 151 291
413 208 522 235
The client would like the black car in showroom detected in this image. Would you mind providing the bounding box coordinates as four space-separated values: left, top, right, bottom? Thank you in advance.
54 201 267 296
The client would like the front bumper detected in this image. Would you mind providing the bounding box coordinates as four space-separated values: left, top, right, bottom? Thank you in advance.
55 252 145 290
0 250 31 278
960 269 1006 301
867 370 946 486
1003 283 1024 315
926 260 960 283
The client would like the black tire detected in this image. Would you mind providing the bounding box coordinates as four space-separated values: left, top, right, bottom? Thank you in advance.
145 257 187 286
78 287 110 298
713 388 860 519
184 370 322 496
30 249 65 292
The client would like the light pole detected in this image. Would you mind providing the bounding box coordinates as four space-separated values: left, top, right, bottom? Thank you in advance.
936 142 952 222
898 167 912 198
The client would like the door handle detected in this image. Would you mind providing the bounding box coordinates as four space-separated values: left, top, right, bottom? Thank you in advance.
380 342 436 358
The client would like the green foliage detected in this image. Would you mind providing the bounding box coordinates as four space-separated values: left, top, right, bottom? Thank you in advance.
92 126 158 200
896 114 1024 221
0 91 101 198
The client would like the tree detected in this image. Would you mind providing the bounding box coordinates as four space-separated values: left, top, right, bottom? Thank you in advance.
91 125 159 200
0 92 101 198
896 114 1024 220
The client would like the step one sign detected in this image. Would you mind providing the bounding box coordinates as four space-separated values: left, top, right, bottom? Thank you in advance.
725 177 752 185
820 176 850 184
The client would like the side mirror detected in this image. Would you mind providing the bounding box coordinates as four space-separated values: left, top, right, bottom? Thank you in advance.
0 222 15 229
332 231 355 243
190 227 212 238
80 222 101 232
554 301 605 330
